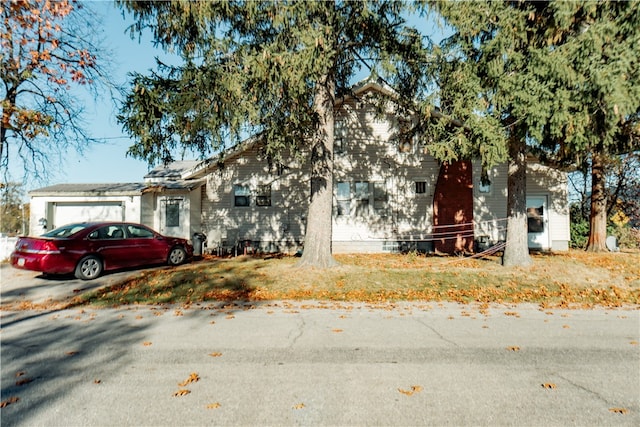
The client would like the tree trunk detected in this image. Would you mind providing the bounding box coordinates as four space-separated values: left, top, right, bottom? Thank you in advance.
502 137 532 267
297 73 339 268
586 152 608 251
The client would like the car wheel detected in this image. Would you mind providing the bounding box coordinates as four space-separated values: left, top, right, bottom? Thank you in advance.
168 247 187 266
75 255 103 280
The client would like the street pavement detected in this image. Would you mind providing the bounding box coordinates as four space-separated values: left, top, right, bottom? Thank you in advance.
1 265 639 426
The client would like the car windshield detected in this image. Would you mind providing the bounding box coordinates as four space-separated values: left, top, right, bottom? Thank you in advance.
42 224 89 238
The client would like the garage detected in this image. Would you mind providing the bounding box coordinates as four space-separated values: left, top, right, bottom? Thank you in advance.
28 183 148 236
52 202 124 229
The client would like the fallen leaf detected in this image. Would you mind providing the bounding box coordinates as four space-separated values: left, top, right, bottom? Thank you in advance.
0 397 19 408
142 341 152 346
398 385 423 396
206 402 221 409
94 379 102 384
65 351 78 356
209 352 223 357
135 315 143 320
293 403 305 409
542 383 557 389
178 372 200 387
562 325 570 329
609 407 629 414
226 315 235 320
15 371 26 377
15 378 33 386
332 329 343 333
172 389 190 397
506 346 521 352
630 341 638 346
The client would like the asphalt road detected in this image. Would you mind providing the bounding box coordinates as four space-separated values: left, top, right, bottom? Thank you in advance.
1 265 639 426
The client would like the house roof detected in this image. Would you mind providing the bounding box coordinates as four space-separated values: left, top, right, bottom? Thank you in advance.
30 180 203 197
144 160 201 180
30 183 148 196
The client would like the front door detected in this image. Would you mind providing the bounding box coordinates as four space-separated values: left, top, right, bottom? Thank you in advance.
159 197 186 238
527 196 549 249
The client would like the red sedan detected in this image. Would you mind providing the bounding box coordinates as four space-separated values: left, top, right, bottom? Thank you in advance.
10 222 193 280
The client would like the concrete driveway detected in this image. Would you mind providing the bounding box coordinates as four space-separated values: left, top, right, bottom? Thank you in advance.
0 263 173 307
1 264 639 426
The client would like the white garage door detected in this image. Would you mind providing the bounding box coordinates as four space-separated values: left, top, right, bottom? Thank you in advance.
53 202 124 228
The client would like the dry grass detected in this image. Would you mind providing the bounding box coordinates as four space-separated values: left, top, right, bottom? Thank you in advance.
71 250 640 309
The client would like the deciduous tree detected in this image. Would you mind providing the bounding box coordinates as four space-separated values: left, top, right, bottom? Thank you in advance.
1 0 111 183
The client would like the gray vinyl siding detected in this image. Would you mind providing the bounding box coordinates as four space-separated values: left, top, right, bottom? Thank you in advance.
201 145 309 253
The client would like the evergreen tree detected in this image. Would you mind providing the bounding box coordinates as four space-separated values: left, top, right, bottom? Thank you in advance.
534 1 640 252
421 0 639 262
116 0 424 268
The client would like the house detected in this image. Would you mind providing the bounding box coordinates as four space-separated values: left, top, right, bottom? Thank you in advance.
28 81 570 254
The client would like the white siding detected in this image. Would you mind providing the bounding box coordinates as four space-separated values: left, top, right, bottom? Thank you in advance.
197 85 569 254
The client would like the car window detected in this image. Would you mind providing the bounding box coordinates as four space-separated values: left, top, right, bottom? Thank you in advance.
88 225 123 240
42 224 88 238
126 225 154 238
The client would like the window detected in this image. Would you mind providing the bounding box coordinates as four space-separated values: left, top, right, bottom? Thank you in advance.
478 172 492 194
354 181 370 216
336 181 388 217
127 224 154 238
165 200 180 227
373 182 388 215
415 181 427 194
88 225 126 239
336 182 351 216
234 184 250 207
256 184 272 206
527 206 545 233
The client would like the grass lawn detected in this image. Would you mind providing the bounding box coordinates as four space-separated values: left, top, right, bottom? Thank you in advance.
73 250 640 309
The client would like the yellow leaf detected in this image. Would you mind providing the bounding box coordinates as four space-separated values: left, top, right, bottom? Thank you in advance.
207 402 221 409
542 383 557 389
178 372 200 387
398 385 423 396
609 407 629 414
209 352 223 357
506 346 521 352
142 341 152 346
332 329 343 333
172 389 190 397
293 403 305 409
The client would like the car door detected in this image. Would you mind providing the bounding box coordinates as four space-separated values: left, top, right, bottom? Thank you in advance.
87 225 135 270
124 224 168 265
